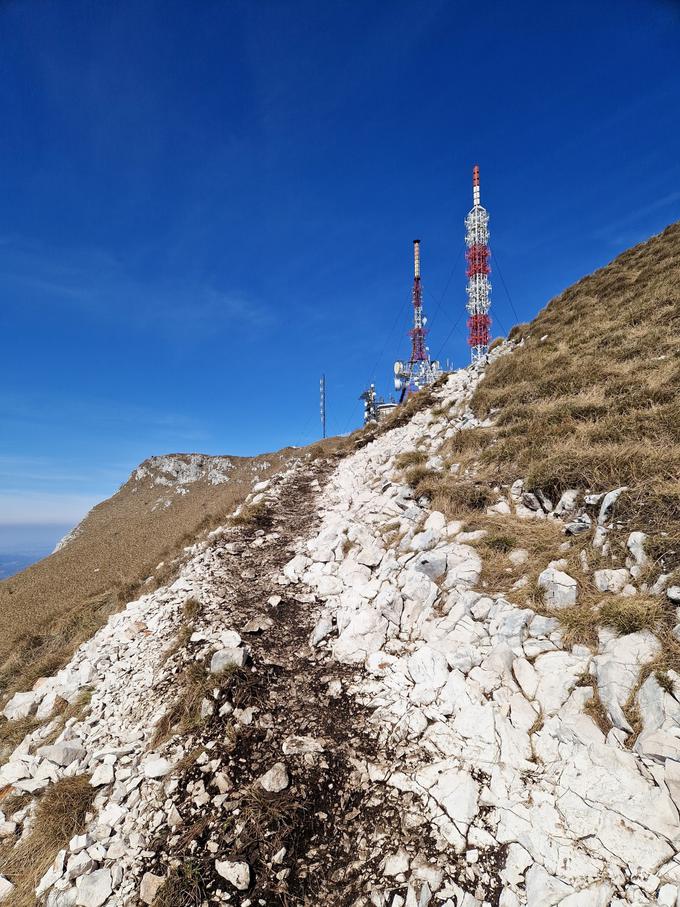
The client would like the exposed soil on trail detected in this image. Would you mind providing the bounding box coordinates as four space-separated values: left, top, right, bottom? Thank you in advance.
143 460 445 907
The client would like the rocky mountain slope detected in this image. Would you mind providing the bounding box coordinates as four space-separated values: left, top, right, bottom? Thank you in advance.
0 451 292 713
1 224 680 907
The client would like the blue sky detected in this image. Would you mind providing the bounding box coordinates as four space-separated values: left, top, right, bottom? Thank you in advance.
1 0 679 531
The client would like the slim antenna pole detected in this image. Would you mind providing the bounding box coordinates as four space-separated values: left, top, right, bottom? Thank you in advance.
320 375 326 439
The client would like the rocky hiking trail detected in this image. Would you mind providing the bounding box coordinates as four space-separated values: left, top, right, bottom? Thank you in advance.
4 348 680 907
141 460 430 906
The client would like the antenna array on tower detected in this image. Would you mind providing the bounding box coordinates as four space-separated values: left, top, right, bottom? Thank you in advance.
393 240 441 401
465 165 492 362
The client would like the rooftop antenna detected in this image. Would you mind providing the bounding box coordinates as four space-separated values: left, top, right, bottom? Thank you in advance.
465 165 492 362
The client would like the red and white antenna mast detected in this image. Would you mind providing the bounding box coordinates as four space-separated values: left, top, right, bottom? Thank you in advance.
465 165 491 362
394 240 441 400
409 239 427 363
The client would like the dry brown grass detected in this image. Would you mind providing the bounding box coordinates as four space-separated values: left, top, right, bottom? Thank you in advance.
417 475 495 519
394 450 427 470
0 775 95 907
153 660 241 747
598 596 668 635
584 688 613 736
448 221 680 570
230 500 270 530
156 861 204 907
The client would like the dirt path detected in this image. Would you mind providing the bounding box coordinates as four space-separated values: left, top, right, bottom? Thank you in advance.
144 459 433 907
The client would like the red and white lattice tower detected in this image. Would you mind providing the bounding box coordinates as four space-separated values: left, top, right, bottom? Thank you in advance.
409 239 427 363
465 165 491 362
394 240 440 400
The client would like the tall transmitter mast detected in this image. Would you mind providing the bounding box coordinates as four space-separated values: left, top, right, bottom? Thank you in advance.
465 165 492 362
394 240 440 400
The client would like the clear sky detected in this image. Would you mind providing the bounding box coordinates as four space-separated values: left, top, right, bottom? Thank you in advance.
1 0 679 530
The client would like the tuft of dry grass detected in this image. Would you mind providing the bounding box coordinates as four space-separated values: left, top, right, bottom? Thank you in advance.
0 775 95 907
230 500 270 529
394 450 427 470
403 465 436 492
553 605 600 648
584 689 613 736
0 716 43 757
153 660 241 746
598 596 667 636
656 669 675 694
155 861 203 907
418 475 495 519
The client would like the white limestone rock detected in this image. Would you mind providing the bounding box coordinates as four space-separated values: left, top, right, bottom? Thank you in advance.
38 743 87 767
538 566 578 608
424 511 446 533
282 735 324 755
309 615 333 646
283 554 311 582
215 859 250 890
594 631 660 731
407 646 449 689
357 545 384 567
75 869 112 907
210 646 247 672
410 529 440 552
384 847 410 876
3 690 37 721
533 651 589 714
627 531 648 569
430 766 479 836
142 757 173 779
445 544 482 588
140 872 165 904
89 763 114 787
508 548 529 566
593 568 630 594
258 762 289 793
524 863 573 905
598 486 627 524
554 489 579 516
333 608 388 664
412 549 448 582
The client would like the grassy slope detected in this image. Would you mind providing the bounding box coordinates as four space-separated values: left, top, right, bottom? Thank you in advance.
468 220 680 570
0 451 292 713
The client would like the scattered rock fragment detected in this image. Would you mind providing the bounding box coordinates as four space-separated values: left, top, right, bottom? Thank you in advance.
210 646 247 672
75 868 113 907
140 872 165 905
282 735 324 755
142 756 173 779
538 566 578 608
215 859 250 890
258 761 289 792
